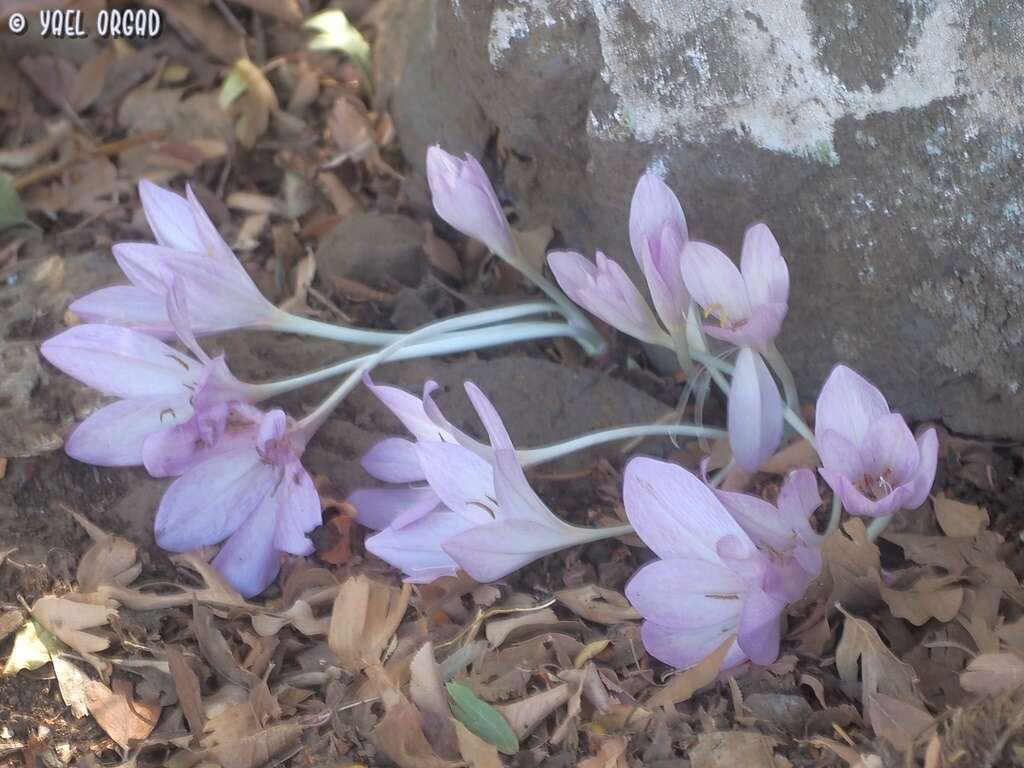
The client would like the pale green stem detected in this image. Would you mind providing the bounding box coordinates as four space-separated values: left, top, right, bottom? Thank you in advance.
517 424 728 466
825 493 843 535
252 321 580 400
565 523 634 544
709 458 735 488
866 515 893 541
272 300 559 346
761 343 800 414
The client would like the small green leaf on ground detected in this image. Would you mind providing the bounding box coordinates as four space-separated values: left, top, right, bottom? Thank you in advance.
446 681 519 755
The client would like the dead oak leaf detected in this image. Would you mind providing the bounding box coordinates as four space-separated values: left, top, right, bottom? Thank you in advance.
933 494 989 538
868 692 935 751
555 584 640 624
646 635 736 709
31 595 115 658
959 653 1024 696
85 680 161 748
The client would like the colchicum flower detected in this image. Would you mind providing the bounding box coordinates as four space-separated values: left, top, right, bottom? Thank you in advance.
548 173 690 346
361 382 629 583
681 223 789 472
71 180 285 338
425 146 518 262
154 404 320 597
815 365 938 518
624 457 818 669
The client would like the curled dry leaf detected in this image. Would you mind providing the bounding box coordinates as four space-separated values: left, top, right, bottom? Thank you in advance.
85 680 161 748
366 662 455 768
326 96 377 164
31 596 116 673
166 645 205 740
646 635 736 709
410 642 459 759
193 603 256 688
484 608 560 648
689 731 778 768
0 608 23 644
251 600 328 637
835 606 925 724
328 574 411 673
823 519 882 612
52 655 92 718
493 683 571 741
555 584 641 624
933 494 989 538
577 736 629 768
959 653 1024 696
879 575 964 626
453 719 502 768
868 692 934 751
77 532 141 592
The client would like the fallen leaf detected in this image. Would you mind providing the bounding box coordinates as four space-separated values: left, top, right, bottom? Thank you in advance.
17 55 76 109
447 681 519 755
493 683 572 740
75 523 141 592
325 96 376 163
868 692 934 751
220 59 278 149
760 437 820 474
510 225 554 273
959 653 1024 695
555 584 641 624
646 635 735 709
0 120 70 170
823 519 882 611
85 680 161 748
410 642 459 759
314 512 354 566
835 606 924 723
52 655 91 718
577 736 628 768
2 620 57 676
485 608 560 648
151 0 245 63
167 645 205 740
229 0 302 24
305 9 371 77
251 599 328 637
328 575 411 673
690 731 778 768
31 596 116 673
933 494 989 537
193 603 255 688
453 719 502 768
204 720 303 768
879 575 963 626
367 663 455 768
0 608 24 643
70 45 115 112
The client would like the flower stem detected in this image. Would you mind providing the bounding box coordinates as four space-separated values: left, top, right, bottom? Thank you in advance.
762 343 800 413
567 523 634 544
866 515 893 541
825 493 843 535
517 424 729 466
274 300 560 346
253 321 583 400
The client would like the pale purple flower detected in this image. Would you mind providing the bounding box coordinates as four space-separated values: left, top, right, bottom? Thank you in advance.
727 347 784 473
364 382 623 583
547 250 671 345
629 173 690 335
815 365 938 518
40 324 255 468
624 457 812 669
71 180 282 338
426 146 518 262
681 223 788 351
154 405 320 597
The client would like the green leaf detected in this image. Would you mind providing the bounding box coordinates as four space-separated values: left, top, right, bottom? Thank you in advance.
304 10 371 76
446 681 519 755
0 173 27 232
219 61 250 110
2 620 60 676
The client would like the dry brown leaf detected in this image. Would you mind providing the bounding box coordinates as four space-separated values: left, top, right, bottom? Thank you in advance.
326 96 377 163
823 518 882 611
493 683 572 740
76 531 140 592
151 0 245 63
227 0 302 24
424 224 463 281
0 120 70 170
959 652 1024 695
760 437 820 474
646 635 735 709
0 609 23 643
485 608 560 648
879 576 964 626
70 45 114 112
366 663 455 768
328 575 411 673
85 680 161 748
167 645 204 740
17 55 76 109
204 721 303 768
31 595 116 669
690 731 778 768
868 692 934 751
410 642 459 759
835 606 924 723
808 736 872 766
510 225 553 273
251 600 328 637
555 584 640 624
933 494 989 537
998 617 1024 652
453 719 502 768
577 736 628 768
52 655 91 718
193 603 255 688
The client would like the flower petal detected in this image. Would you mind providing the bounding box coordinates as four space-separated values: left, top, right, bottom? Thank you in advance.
364 374 446 443
680 240 751 322
442 519 578 582
464 382 514 451
416 441 495 522
41 324 198 398
348 487 442 531
625 559 744 628
815 365 890 448
713 487 793 552
69 285 174 337
491 449 559 526
859 412 919 485
623 456 752 562
736 592 784 665
820 468 910 518
66 395 192 466
185 184 250 274
142 420 201 477
365 510 474 582
154 448 276 552
629 172 688 264
702 301 786 350
900 428 939 510
817 428 865 482
138 180 205 254
164 274 209 363
212 495 281 598
727 348 783 473
739 223 788 307
640 620 746 670
421 380 489 454
273 463 320 555
361 438 425 483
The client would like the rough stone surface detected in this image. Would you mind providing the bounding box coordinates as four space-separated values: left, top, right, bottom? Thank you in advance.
375 0 1024 438
315 212 426 289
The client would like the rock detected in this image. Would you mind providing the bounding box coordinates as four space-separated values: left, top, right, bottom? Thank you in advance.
375 0 1024 438
315 213 426 289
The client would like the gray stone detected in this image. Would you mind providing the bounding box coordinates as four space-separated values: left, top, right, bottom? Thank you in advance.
315 213 426 289
375 0 1024 438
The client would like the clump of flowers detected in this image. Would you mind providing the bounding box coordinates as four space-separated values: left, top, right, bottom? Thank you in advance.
43 147 937 676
